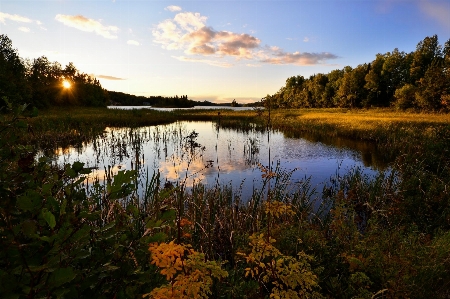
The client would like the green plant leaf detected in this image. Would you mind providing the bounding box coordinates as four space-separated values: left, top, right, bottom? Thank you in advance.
160 209 176 222
21 220 37 237
72 161 85 173
65 166 77 178
16 190 42 212
42 209 56 229
144 232 167 243
49 267 76 288
31 106 39 117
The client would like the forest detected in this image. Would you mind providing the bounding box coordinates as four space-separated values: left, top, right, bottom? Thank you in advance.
266 35 450 111
0 35 109 108
0 33 246 109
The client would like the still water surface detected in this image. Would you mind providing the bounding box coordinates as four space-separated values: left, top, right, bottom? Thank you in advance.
53 121 386 199
108 105 255 111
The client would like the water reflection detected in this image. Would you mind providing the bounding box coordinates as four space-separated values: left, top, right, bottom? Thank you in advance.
47 121 388 199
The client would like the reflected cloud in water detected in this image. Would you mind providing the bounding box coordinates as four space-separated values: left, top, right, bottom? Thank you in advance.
45 121 388 199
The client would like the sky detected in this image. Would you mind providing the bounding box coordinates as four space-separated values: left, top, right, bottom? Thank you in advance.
0 0 449 104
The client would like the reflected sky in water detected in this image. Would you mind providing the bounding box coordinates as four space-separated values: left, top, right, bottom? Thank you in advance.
53 121 386 199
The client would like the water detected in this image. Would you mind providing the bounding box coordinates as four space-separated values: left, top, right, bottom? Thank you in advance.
51 121 386 199
107 105 257 111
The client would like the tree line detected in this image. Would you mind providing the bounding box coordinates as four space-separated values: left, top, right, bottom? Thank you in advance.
0 34 247 110
109 92 197 108
0 34 109 108
0 34 202 109
265 35 450 111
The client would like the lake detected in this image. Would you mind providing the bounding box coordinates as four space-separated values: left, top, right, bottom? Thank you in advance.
51 121 387 200
107 105 257 111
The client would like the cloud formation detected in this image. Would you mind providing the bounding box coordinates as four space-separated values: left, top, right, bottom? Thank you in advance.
419 0 450 30
172 56 233 68
55 14 119 39
154 10 338 67
127 40 140 46
96 75 126 80
0 12 32 24
18 27 30 33
165 5 182 12
153 12 260 59
259 46 338 65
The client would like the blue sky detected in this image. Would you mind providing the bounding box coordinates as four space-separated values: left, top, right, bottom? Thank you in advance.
1 0 449 103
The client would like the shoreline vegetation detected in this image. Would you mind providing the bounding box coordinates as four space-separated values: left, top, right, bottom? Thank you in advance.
2 106 450 298
2 33 450 297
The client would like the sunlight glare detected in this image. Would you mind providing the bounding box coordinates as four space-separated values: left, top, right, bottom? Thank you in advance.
62 80 71 89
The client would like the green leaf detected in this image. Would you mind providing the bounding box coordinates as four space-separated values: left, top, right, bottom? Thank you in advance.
65 166 77 178
21 220 37 237
60 199 67 216
16 120 27 129
42 209 56 229
146 219 163 229
72 161 85 173
160 209 176 222
17 190 42 212
42 183 53 196
49 267 76 288
31 107 39 117
144 232 167 243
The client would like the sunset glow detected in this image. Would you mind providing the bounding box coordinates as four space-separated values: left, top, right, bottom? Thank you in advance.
62 80 71 89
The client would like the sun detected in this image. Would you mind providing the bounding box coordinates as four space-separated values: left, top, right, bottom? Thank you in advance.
62 80 71 89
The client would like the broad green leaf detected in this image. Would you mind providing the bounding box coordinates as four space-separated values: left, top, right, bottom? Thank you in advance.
42 183 53 196
72 161 85 173
49 267 76 288
65 167 77 178
17 190 42 212
31 106 39 117
42 209 56 229
160 209 176 222
144 232 167 243
16 120 27 129
146 219 163 229
21 220 37 237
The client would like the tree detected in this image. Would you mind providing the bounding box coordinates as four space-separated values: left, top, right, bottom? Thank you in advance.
29 56 62 107
336 65 368 108
382 49 412 103
415 65 448 110
0 34 31 108
393 84 417 110
410 35 442 84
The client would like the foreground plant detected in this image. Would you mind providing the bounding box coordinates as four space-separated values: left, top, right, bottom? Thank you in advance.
145 241 228 299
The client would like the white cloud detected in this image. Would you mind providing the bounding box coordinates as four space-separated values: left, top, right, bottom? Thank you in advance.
55 14 119 39
0 12 32 24
172 56 233 68
165 5 182 12
127 40 140 46
303 37 310 42
419 0 450 30
96 74 125 80
260 47 338 65
153 12 260 59
18 27 30 33
154 10 337 66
